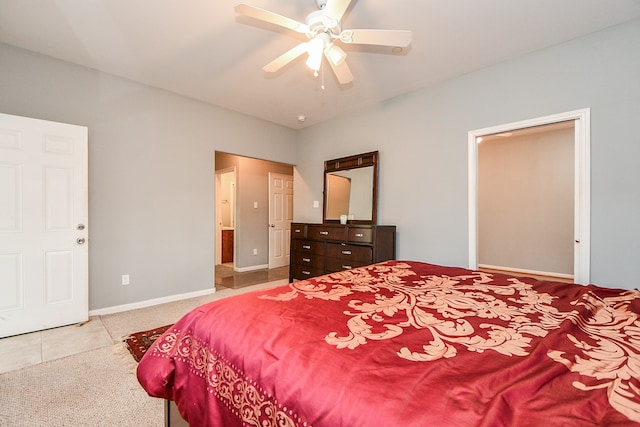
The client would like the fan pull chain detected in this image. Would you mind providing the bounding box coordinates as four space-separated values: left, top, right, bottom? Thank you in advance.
321 60 325 90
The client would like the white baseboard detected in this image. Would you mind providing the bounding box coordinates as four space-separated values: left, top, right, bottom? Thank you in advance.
234 263 269 273
89 288 216 316
477 264 573 280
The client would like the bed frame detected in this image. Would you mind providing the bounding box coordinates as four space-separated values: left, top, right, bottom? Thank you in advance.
165 400 187 427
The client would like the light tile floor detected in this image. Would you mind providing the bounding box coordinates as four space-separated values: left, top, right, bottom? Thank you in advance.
0 316 115 374
0 264 289 374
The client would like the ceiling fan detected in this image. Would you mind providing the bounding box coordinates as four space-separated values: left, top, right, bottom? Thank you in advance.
235 0 412 85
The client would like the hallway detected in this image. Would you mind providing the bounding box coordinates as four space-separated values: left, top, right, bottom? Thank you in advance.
215 264 289 290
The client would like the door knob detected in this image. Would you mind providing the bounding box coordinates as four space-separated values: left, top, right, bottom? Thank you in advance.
76 224 85 230
76 238 86 245
269 224 275 228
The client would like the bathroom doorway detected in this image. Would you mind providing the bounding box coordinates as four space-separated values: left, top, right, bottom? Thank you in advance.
215 167 236 267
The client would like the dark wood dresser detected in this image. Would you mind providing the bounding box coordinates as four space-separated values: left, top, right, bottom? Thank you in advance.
289 222 396 282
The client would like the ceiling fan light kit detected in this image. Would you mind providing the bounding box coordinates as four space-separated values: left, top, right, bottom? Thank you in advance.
325 44 346 66
235 0 412 85
305 33 328 71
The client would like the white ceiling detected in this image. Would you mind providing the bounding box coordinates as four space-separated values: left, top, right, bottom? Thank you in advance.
1 0 640 130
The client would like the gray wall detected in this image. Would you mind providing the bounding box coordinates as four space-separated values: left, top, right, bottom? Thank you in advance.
1 17 638 313
295 18 640 290
0 43 297 310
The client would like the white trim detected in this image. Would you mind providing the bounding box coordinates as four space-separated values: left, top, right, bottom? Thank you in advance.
573 110 591 284
89 288 216 316
468 132 479 271
234 263 269 273
468 108 591 284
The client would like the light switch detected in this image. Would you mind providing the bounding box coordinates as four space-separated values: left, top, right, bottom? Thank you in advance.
253 201 258 208
313 200 319 208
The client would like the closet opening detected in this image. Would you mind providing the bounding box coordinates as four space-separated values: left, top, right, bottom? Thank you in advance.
468 109 590 284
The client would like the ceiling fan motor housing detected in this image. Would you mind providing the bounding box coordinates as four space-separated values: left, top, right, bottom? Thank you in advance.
305 10 341 38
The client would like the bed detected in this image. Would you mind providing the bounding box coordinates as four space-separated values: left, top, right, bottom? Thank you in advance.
137 260 640 426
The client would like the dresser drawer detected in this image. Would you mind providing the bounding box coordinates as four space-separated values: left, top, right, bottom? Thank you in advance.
347 227 373 244
325 257 371 273
291 252 324 268
307 224 346 241
292 239 324 255
290 264 324 280
291 223 306 238
325 243 372 262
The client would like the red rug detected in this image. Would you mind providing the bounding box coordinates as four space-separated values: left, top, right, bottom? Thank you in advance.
124 324 172 362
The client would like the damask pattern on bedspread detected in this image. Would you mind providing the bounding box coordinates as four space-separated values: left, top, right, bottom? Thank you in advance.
138 261 640 426
262 262 640 422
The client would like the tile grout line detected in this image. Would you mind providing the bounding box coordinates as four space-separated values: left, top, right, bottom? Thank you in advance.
39 331 43 365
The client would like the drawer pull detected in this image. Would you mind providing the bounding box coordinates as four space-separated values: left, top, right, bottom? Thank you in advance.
295 229 302 233
302 258 311 262
302 245 311 249
319 231 329 235
342 265 353 270
355 233 364 237
341 250 352 255
302 270 311 275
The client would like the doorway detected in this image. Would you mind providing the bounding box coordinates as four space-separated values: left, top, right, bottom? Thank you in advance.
215 167 236 267
468 109 591 284
214 152 294 274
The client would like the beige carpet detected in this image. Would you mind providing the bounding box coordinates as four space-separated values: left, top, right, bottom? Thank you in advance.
0 345 161 427
0 279 287 427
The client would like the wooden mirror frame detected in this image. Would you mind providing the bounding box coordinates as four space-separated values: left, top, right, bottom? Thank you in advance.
323 151 378 225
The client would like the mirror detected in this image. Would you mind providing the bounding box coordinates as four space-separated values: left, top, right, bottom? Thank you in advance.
323 151 378 224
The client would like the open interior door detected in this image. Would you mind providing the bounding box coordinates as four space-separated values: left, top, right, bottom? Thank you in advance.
268 173 293 269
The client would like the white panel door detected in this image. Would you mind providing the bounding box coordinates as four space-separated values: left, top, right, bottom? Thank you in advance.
268 173 293 269
0 113 88 338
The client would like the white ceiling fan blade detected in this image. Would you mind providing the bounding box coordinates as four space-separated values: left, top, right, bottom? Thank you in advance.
340 29 412 47
323 0 352 22
263 42 309 73
235 4 309 34
327 56 353 85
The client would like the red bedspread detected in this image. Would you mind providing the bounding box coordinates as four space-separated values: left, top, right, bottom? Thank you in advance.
137 261 640 426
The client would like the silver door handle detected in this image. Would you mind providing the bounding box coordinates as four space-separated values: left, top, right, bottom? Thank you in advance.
76 238 86 245
76 224 85 230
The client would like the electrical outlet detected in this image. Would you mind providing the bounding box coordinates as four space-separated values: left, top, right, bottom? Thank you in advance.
121 274 130 285
253 248 258 255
